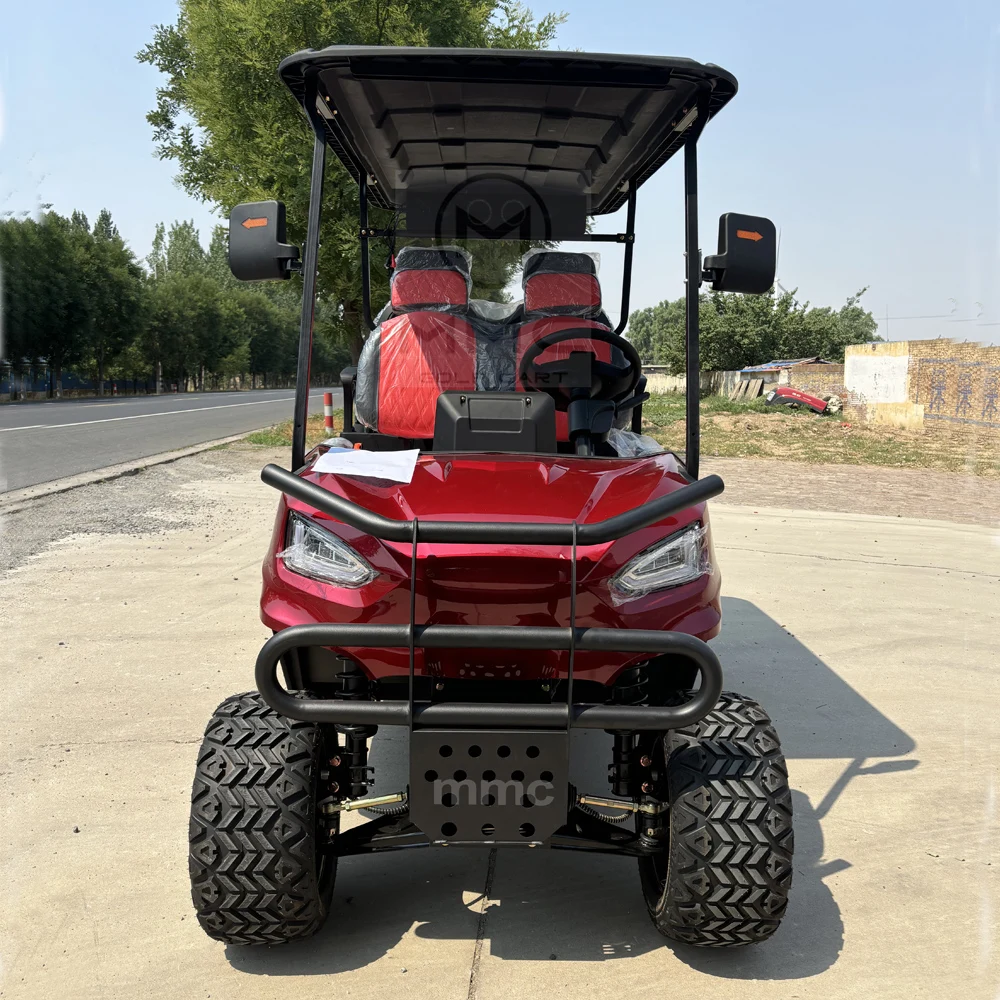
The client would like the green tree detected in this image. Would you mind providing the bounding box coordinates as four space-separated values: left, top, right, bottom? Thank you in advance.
205 225 239 290
137 0 564 360
144 272 217 388
0 212 94 397
627 287 880 374
82 210 146 395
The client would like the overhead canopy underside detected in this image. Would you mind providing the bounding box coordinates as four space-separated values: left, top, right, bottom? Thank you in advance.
279 47 737 238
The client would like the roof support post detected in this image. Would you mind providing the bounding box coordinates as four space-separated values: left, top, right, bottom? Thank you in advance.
613 183 637 335
683 93 710 480
292 133 327 470
360 175 377 331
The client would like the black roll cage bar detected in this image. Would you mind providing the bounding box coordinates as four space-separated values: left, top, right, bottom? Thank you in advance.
290 73 712 479
258 462 726 732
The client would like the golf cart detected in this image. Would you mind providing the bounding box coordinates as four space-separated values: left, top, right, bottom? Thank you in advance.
189 47 793 950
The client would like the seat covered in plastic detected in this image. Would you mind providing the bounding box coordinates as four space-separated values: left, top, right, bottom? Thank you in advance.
514 251 616 439
355 247 478 439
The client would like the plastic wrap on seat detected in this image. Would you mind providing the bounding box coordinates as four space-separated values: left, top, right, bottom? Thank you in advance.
475 325 517 392
521 249 602 318
361 312 478 439
607 428 666 458
390 246 472 313
354 332 381 431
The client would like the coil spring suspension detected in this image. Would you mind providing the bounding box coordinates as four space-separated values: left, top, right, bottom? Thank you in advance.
606 662 649 797
612 661 649 707
331 659 376 798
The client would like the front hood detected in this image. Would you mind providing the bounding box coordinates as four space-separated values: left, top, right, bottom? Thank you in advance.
263 449 723 677
299 451 689 527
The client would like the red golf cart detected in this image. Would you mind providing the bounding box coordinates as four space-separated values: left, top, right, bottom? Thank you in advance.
189 46 793 951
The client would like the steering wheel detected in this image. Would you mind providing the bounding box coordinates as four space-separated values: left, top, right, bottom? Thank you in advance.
518 327 642 410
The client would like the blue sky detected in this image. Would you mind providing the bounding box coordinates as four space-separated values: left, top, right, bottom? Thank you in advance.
2 0 999 341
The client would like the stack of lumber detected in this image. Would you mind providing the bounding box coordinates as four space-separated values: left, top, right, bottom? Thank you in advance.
729 378 765 400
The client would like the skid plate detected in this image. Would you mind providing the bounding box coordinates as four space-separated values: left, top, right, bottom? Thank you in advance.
409 730 570 845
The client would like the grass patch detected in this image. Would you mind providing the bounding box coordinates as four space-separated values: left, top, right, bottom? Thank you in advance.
642 391 1000 477
241 395 1000 478
244 411 342 448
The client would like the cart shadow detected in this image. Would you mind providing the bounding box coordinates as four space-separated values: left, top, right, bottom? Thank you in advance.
227 598 917 979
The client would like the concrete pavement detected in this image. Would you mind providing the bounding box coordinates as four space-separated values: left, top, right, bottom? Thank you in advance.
0 446 997 999
0 389 337 492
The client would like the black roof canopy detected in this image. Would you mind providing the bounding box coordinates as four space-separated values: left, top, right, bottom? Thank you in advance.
279 47 737 238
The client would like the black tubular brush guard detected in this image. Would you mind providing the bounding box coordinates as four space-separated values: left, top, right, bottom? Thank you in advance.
257 463 726 731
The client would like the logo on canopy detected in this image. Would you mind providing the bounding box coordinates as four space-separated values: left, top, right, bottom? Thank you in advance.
432 174 553 241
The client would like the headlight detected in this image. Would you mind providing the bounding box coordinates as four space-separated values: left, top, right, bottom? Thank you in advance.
610 522 709 600
279 512 377 588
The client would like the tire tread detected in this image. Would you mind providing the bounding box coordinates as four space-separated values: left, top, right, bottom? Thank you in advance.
188 691 333 946
640 691 794 947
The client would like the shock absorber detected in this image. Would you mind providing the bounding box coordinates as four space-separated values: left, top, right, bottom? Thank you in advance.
607 662 649 796
613 661 649 706
608 731 639 797
336 726 376 797
333 658 376 798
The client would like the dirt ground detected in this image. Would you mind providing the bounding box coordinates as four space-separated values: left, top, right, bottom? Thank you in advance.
642 393 1000 479
1 443 998 1000
702 455 1000 527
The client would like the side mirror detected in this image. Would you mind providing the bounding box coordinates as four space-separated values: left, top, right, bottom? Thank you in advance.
228 201 300 281
703 213 776 294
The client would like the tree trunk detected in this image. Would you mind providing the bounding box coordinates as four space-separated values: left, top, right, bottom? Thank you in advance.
156 360 162 394
98 356 105 397
342 305 366 363
55 364 63 399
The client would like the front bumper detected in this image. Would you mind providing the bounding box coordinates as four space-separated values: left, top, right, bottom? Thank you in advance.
256 621 723 730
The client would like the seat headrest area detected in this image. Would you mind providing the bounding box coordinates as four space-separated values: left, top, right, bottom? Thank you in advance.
390 246 472 312
522 251 602 317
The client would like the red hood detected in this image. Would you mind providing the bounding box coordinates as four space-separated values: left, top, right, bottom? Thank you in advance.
300 450 688 527
262 449 722 683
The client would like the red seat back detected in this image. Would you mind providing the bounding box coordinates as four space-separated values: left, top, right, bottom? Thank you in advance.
389 246 472 313
356 247 477 439
516 252 612 439
372 313 478 439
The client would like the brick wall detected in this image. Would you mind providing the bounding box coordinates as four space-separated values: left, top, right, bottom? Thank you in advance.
844 339 1000 432
907 340 1000 430
783 364 846 398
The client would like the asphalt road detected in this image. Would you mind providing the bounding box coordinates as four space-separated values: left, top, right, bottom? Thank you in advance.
0 388 338 492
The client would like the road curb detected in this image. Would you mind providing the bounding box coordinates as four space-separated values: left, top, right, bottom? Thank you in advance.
0 433 253 512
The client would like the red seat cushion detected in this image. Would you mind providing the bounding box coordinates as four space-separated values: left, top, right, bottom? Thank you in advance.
374 313 477 439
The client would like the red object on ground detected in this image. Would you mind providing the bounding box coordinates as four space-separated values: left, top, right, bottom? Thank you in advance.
323 392 334 431
260 451 720 687
766 385 828 414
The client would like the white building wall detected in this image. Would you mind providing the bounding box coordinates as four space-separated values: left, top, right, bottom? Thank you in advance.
844 353 909 403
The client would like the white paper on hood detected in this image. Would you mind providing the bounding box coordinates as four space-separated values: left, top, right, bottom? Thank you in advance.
313 447 420 484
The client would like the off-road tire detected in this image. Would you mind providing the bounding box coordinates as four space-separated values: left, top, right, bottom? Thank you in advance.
189 691 336 945
638 691 794 947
